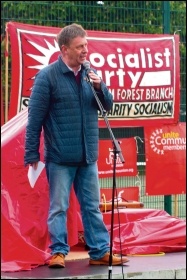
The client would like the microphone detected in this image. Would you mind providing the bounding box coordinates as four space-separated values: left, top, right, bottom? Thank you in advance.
83 60 93 83
83 60 91 72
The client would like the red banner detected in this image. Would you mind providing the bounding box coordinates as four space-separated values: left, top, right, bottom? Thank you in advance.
144 122 186 195
98 138 137 178
6 22 180 127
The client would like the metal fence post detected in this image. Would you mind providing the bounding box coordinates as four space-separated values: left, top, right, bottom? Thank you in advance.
163 1 172 215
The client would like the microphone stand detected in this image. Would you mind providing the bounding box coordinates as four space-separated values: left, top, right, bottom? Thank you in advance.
86 74 125 279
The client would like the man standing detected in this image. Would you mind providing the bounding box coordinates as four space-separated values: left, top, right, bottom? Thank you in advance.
24 23 129 268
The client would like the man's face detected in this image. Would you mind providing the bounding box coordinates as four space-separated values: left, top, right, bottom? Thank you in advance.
62 36 88 67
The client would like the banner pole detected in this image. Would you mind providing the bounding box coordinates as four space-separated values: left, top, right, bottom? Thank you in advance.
5 25 9 123
174 194 178 217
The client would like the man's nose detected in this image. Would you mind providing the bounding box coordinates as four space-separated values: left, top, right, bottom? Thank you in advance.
83 45 88 52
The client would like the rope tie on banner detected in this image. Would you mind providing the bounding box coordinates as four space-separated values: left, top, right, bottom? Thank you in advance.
134 136 144 153
101 193 107 213
174 29 181 34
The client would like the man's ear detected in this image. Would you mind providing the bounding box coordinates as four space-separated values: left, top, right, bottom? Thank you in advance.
61 45 68 53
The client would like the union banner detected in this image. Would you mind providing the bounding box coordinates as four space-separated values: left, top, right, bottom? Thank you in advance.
6 22 180 127
144 122 186 195
98 138 138 178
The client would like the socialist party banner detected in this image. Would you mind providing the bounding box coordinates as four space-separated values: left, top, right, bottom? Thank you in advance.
144 122 186 195
6 22 180 127
98 138 137 178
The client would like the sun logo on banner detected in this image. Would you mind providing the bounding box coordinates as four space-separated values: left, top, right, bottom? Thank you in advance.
149 129 165 155
18 34 61 111
26 39 60 72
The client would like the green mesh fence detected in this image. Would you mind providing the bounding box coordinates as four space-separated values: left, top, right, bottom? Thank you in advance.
1 1 186 219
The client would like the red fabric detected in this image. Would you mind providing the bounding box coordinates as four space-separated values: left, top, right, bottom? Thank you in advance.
103 209 186 255
1 108 80 272
144 123 186 195
1 84 4 125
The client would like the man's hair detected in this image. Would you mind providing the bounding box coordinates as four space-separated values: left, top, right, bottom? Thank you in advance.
57 23 87 49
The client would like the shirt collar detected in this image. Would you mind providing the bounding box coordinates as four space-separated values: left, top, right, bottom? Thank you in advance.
63 60 81 76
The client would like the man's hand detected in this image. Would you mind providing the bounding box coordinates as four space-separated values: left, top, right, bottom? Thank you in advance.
88 71 102 90
29 162 39 170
